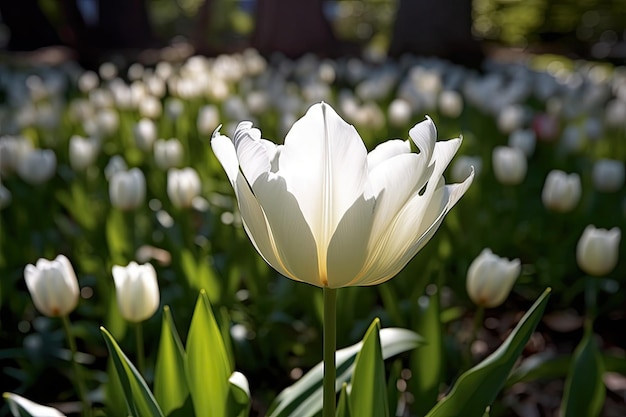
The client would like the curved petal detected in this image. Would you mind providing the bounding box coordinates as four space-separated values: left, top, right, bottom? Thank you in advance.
211 131 240 187
409 117 437 164
232 122 273 185
278 103 368 255
366 139 411 171
252 173 321 285
326 195 376 288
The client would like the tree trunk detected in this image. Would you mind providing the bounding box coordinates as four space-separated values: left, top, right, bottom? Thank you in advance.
388 0 483 68
251 0 337 58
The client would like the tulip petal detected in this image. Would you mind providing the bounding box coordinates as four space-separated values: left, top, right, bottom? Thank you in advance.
367 139 411 171
252 173 321 285
232 122 272 186
409 117 437 164
211 132 242 187
279 103 368 257
326 195 376 288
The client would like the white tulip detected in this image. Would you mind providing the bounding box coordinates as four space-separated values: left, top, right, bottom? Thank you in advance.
133 118 157 151
576 225 621 276
69 135 100 172
24 255 79 317
197 104 220 135
466 248 521 308
541 170 581 213
592 158 625 193
438 90 463 118
211 102 473 288
109 168 146 210
16 148 57 185
154 138 184 170
167 167 202 209
492 146 527 185
112 262 160 322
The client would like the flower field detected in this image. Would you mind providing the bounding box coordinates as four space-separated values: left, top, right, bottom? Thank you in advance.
0 49 624 416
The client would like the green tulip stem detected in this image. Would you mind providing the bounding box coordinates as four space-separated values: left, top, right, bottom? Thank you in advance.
135 322 145 375
466 306 484 368
584 276 598 325
61 315 91 417
323 287 337 417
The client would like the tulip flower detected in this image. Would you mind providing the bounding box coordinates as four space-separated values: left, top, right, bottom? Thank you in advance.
492 146 527 185
466 248 521 308
109 167 146 210
213 101 473 416
211 102 474 289
16 148 57 185
541 170 581 213
167 167 202 209
451 155 482 184
508 129 536 157
592 158 624 193
69 135 100 172
133 118 157 151
112 262 160 323
154 138 184 170
576 225 621 276
24 255 79 317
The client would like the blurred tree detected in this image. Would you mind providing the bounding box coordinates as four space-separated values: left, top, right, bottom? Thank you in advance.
251 0 339 58
388 0 484 67
0 0 61 51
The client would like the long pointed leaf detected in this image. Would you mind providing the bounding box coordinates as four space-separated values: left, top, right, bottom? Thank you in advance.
425 288 551 417
335 383 351 417
154 306 189 416
100 327 165 417
185 290 232 417
349 318 388 417
267 328 422 417
412 291 443 415
561 327 605 417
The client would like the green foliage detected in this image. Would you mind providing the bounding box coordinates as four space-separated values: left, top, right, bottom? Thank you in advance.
425 288 551 417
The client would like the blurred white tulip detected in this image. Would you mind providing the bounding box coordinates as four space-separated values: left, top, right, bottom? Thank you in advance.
492 146 526 185
154 138 184 170
24 255 79 317
112 262 160 322
592 158 625 193
466 248 521 308
167 167 202 209
16 148 56 185
541 170 581 213
69 135 100 172
109 168 146 210
451 155 481 184
133 118 157 151
576 225 621 276
508 129 536 157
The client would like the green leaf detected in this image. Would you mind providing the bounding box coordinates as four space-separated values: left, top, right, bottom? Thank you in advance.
349 318 389 417
180 250 221 302
154 306 189 416
425 288 551 417
3 392 65 417
335 383 351 417
561 327 605 417
185 290 232 417
106 209 132 264
267 327 422 417
227 371 251 417
411 291 443 415
100 327 165 417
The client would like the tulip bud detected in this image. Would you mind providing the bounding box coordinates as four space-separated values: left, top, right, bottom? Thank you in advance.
466 248 521 308
576 225 621 276
387 98 412 127
167 167 202 209
139 95 162 119
492 146 527 185
197 104 220 135
109 168 146 210
24 255 80 317
438 90 463 118
69 135 100 172
165 97 184 120
16 148 57 185
154 138 184 170
104 155 127 181
541 170 581 213
592 158 625 193
133 118 157 151
112 262 160 322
